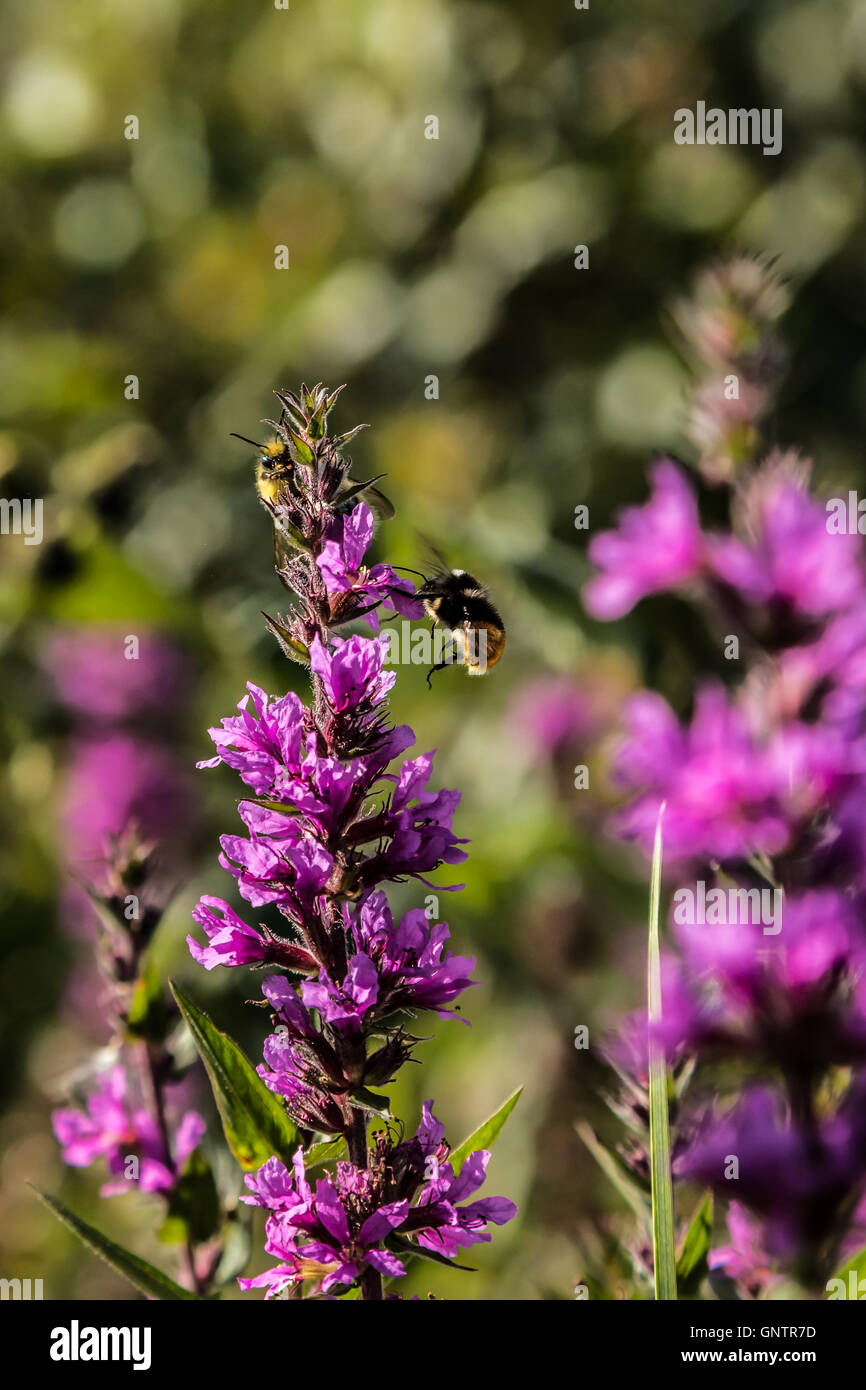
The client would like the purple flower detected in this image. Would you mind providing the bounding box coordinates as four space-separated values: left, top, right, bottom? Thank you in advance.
187 897 317 974
310 632 395 713
409 1103 518 1257
663 890 866 1069
583 461 704 619
197 684 306 798
303 952 379 1033
508 676 593 757
707 456 864 620
316 503 422 630
708 1203 779 1300
187 896 270 970
219 832 334 918
677 1086 866 1257
354 752 468 889
350 891 476 1020
611 685 789 862
44 627 187 724
241 1147 314 1215
62 735 190 865
52 1066 204 1197
238 1147 410 1297
237 1101 516 1296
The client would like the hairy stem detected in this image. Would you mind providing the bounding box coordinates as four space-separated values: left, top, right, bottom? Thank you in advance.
347 1110 383 1300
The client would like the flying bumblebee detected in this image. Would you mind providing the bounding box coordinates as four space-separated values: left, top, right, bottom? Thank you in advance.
411 544 506 685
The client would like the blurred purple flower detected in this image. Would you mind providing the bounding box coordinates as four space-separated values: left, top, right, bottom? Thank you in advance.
44 627 187 725
707 456 864 620
53 1066 204 1197
583 460 704 619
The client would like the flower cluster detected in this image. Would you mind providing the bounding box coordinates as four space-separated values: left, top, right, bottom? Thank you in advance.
586 261 866 1293
237 1102 516 1297
188 384 515 1298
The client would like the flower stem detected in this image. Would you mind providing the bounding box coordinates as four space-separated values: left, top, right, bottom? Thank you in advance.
347 1110 383 1300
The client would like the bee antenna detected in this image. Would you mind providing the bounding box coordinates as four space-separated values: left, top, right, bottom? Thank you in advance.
230 433 264 449
391 565 427 581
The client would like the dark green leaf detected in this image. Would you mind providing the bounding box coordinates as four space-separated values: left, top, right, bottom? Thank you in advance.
30 1186 197 1300
160 1149 221 1246
349 1086 391 1116
449 1086 522 1171
243 796 302 816
262 612 311 663
335 423 370 449
304 1138 345 1169
389 1233 474 1272
676 1193 713 1297
170 981 298 1171
647 810 677 1301
288 429 315 466
575 1120 649 1222
126 955 169 1042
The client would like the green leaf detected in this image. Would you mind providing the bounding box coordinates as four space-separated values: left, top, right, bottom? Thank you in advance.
830 1242 866 1288
159 1148 221 1246
349 1086 391 1116
647 808 677 1301
304 1138 346 1169
170 981 298 1171
389 1233 474 1272
30 1186 197 1300
262 612 311 663
449 1086 522 1171
288 429 315 466
676 1193 713 1297
335 423 370 449
126 955 169 1042
575 1120 649 1223
243 796 302 816
213 1211 254 1287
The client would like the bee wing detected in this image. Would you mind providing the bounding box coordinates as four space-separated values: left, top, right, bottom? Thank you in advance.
337 475 396 521
273 522 297 581
414 531 452 581
362 484 395 522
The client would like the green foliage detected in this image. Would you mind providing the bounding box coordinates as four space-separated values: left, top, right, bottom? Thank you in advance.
170 982 299 1172
160 1148 221 1246
676 1194 713 1298
30 1186 199 1301
647 813 677 1302
449 1087 522 1171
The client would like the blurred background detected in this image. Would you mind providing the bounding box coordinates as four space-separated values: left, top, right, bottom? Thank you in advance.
3 0 866 1300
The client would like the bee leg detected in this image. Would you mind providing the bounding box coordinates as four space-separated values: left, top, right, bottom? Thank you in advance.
425 634 454 690
426 659 450 690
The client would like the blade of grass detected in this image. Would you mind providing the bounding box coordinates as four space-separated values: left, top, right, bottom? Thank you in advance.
647 806 677 1301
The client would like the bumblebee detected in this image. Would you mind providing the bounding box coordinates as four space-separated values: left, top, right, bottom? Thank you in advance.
414 548 506 684
231 432 395 520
